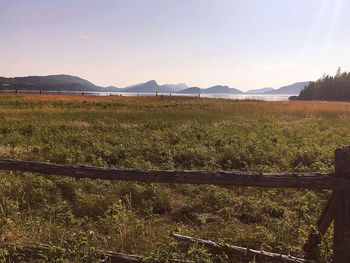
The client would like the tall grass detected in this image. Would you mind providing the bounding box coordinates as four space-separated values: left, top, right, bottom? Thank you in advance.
0 94 348 262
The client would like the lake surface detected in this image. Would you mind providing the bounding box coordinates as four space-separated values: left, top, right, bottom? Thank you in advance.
0 90 295 101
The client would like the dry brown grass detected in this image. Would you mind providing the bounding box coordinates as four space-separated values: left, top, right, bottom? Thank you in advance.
0 93 345 261
3 93 350 113
1 94 200 103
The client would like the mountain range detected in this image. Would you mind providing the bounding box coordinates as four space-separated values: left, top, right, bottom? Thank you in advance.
178 85 242 94
264 81 310 94
122 80 188 93
246 87 274 94
0 74 309 95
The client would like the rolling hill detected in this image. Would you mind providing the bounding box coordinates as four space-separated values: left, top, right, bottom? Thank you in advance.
202 85 242 94
163 83 188 92
264 82 310 94
123 80 188 93
177 85 242 94
177 87 202 94
0 75 104 91
246 87 274 94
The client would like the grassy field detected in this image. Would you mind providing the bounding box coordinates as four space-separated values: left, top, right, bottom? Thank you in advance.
1 94 350 262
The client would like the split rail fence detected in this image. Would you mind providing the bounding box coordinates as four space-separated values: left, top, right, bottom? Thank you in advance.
1 146 350 262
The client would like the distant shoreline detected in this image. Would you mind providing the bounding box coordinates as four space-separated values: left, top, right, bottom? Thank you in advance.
0 89 295 101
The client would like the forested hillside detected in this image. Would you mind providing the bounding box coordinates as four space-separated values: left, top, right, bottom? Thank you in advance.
298 68 350 101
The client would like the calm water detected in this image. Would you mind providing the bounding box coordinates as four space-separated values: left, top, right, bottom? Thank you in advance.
0 90 295 101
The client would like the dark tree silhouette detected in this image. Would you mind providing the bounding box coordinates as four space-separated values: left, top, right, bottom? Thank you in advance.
298 69 350 101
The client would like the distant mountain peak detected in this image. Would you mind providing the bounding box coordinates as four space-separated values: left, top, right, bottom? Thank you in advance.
264 81 310 94
203 85 242 94
177 87 202 94
163 83 188 92
210 85 228 88
178 85 242 94
145 80 158 85
0 74 101 91
0 74 310 96
246 87 274 94
124 80 190 93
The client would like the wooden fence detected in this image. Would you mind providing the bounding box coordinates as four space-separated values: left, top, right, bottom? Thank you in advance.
1 146 350 262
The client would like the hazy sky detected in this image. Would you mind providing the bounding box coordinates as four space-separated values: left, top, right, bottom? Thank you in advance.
1 0 350 90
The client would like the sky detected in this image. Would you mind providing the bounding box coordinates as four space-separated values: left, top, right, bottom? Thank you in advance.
1 0 350 90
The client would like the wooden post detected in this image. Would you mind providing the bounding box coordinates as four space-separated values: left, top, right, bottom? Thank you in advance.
304 193 335 260
334 147 350 262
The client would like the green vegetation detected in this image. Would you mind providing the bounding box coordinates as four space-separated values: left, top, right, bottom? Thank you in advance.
1 94 350 262
298 68 350 101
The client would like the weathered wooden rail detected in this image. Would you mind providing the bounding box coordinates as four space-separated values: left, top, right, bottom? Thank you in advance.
1 146 350 262
0 159 345 189
172 233 312 263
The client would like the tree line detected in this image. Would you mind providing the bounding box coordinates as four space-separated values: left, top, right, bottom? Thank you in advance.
298 67 350 101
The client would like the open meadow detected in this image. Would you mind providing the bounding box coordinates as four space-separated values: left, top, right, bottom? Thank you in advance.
1 94 350 262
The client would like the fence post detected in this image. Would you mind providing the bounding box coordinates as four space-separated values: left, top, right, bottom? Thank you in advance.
334 147 350 262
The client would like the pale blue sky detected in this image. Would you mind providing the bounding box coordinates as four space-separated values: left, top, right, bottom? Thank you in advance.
1 0 349 90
